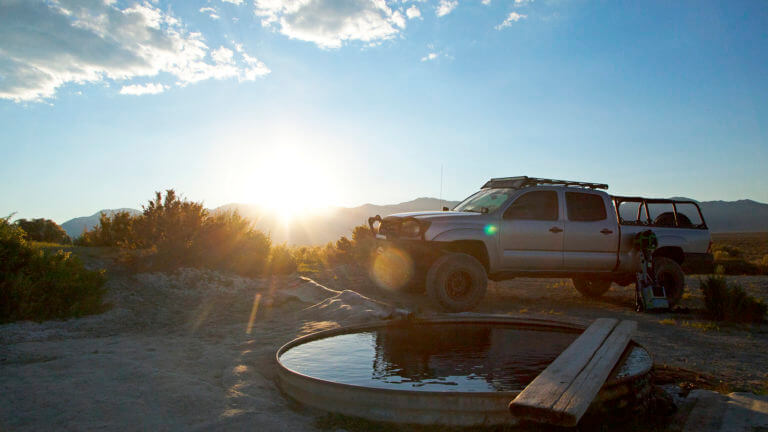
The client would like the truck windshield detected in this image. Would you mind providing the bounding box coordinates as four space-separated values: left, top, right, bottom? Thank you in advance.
454 189 512 213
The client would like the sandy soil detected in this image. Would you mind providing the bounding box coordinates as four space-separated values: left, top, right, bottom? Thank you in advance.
2 257 766 431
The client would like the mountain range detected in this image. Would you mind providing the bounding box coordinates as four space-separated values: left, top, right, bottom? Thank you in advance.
61 197 768 245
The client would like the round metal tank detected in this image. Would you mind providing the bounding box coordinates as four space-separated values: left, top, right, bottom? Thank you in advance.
276 316 652 426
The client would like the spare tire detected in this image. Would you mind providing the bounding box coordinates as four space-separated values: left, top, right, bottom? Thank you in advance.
426 253 487 312
653 257 685 306
572 278 612 298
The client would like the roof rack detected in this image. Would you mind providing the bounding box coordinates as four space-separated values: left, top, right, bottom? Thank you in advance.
481 176 609 190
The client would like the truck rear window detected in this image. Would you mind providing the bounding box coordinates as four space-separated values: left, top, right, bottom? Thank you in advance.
565 192 607 222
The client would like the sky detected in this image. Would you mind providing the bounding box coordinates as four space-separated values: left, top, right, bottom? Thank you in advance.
1 0 767 224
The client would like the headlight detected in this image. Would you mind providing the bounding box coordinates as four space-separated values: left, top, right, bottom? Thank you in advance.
400 220 423 238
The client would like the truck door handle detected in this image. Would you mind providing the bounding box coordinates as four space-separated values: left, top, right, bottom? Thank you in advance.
549 227 563 233
600 229 613 234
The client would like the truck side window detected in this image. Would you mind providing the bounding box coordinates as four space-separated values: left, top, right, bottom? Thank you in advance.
566 192 607 222
504 191 558 221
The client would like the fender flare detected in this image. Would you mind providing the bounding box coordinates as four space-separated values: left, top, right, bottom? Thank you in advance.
430 228 498 271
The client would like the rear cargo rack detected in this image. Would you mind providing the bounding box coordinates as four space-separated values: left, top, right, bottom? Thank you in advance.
611 196 708 229
481 176 609 190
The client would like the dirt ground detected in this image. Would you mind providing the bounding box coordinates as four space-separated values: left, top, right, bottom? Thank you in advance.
1 254 767 431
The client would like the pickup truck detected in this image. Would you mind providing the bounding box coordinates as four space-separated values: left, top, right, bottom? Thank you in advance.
368 176 713 312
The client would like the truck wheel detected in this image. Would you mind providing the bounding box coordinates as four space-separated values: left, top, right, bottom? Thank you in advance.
426 253 487 312
572 278 612 298
653 257 685 306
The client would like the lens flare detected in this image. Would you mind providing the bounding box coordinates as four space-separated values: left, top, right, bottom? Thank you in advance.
371 247 414 291
484 224 498 235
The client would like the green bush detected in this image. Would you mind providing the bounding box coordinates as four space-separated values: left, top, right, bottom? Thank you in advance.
14 218 71 244
76 190 276 277
267 244 298 275
291 224 377 275
196 211 271 276
76 211 135 246
700 275 766 323
0 217 106 323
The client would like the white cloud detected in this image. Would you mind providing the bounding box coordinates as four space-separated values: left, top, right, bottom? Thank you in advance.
495 11 527 29
515 0 533 4
119 83 167 95
221 0 244 4
481 0 491 5
391 10 406 28
421 52 438 61
0 0 270 102
254 0 403 49
436 0 457 17
406 5 421 19
211 47 235 64
199 7 220 20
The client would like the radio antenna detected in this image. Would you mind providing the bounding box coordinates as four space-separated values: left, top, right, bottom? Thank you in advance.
439 164 444 209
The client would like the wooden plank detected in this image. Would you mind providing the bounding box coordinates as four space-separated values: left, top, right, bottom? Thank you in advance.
551 320 637 426
508 318 618 422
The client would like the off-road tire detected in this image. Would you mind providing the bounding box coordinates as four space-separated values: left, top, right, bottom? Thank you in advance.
653 257 685 306
573 278 612 298
426 253 487 312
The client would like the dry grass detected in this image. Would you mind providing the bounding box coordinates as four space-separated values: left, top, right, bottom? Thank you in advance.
680 320 720 332
711 232 768 262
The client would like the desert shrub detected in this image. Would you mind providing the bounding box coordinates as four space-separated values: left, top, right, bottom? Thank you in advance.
759 255 768 274
323 225 377 265
195 211 271 276
73 189 379 279
700 275 766 323
132 190 207 253
293 245 326 274
0 217 106 323
713 258 761 275
712 244 743 259
14 218 71 244
76 211 135 246
76 191 275 277
267 244 298 275
350 224 376 264
709 243 764 275
130 190 263 274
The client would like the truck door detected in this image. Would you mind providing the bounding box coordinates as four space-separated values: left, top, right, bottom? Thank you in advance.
563 191 618 271
499 190 564 270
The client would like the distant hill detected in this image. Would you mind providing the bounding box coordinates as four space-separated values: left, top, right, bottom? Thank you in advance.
61 197 767 244
695 199 768 233
61 208 141 237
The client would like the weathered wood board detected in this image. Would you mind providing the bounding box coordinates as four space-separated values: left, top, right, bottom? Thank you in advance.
509 318 637 427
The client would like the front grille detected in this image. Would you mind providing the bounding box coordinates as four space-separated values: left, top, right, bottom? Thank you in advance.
379 219 399 238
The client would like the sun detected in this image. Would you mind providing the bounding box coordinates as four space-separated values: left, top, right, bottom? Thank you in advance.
251 147 336 223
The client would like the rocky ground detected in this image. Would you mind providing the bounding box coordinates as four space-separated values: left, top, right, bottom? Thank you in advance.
1 253 766 431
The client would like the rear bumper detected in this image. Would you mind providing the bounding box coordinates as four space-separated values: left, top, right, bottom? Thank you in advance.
682 252 714 274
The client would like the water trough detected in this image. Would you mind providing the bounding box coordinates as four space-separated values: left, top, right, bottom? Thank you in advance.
276 316 653 426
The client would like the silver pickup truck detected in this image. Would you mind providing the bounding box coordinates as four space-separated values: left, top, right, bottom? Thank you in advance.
368 176 713 312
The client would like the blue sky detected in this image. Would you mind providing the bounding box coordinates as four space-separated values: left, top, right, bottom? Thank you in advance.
1 0 767 223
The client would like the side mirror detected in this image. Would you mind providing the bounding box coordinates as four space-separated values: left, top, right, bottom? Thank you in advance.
442 206 449 211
